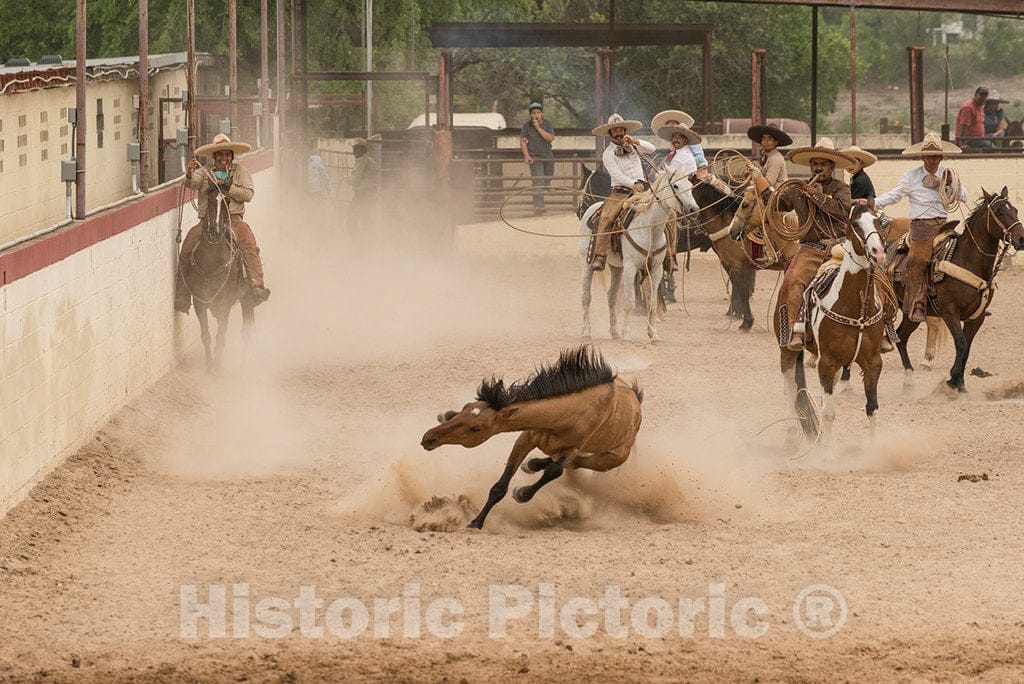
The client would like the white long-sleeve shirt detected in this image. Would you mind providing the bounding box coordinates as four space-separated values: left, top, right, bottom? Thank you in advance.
663 145 697 176
874 164 968 219
602 139 657 189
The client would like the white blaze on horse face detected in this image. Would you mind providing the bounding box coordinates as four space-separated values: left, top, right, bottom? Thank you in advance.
855 211 885 266
471 408 481 416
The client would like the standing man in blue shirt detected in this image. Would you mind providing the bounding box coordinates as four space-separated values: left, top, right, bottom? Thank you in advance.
520 102 556 213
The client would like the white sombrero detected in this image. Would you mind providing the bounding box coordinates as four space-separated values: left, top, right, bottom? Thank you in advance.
901 132 962 157
657 125 701 144
592 113 642 136
840 145 878 168
787 136 856 171
194 133 251 158
651 109 695 133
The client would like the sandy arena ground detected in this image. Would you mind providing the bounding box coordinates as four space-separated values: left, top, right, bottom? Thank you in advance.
2 211 1024 682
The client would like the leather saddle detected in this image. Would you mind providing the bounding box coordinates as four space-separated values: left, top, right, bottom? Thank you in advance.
884 222 959 284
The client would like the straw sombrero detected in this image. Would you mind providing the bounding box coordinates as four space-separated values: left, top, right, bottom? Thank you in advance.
747 124 793 147
986 89 1008 105
194 133 251 158
787 137 856 170
592 113 642 136
901 132 961 157
840 145 877 168
657 125 701 144
651 109 695 134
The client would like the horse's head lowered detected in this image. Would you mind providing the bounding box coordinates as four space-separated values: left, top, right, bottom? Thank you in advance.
726 185 762 240
203 189 232 240
981 186 1024 251
849 204 886 267
421 401 512 450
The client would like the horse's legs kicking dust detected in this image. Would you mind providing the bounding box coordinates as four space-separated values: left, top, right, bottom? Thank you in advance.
213 307 231 371
241 302 255 370
580 262 593 339
644 261 664 342
468 433 535 530
923 316 945 370
620 262 638 342
940 305 983 393
607 266 622 339
817 360 837 458
860 352 882 441
195 302 214 371
780 350 801 448
513 448 577 503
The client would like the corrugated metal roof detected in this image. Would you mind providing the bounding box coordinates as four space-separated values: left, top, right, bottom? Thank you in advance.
0 52 208 77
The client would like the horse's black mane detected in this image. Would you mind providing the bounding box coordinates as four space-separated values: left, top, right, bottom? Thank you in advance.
476 345 628 410
692 177 742 216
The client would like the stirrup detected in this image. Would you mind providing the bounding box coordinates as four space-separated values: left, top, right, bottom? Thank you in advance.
591 255 607 272
880 338 894 353
251 286 271 303
785 332 804 352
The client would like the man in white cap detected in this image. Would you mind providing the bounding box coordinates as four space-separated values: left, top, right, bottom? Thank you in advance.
651 109 708 179
773 138 855 351
856 132 968 323
175 133 268 313
590 113 656 272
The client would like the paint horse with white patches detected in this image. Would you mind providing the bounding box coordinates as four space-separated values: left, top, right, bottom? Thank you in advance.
578 168 699 342
420 346 643 530
791 205 889 452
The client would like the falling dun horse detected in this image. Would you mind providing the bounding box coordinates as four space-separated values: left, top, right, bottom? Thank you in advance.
180 189 257 371
420 346 643 530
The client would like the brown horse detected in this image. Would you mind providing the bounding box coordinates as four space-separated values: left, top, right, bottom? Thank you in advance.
420 346 643 529
894 187 1024 392
180 190 256 371
793 205 889 451
690 178 757 329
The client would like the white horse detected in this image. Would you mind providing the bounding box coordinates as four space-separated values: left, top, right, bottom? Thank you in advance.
579 169 698 342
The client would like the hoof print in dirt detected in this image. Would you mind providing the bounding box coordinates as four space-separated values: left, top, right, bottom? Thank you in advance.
970 367 994 378
957 473 990 483
409 495 475 532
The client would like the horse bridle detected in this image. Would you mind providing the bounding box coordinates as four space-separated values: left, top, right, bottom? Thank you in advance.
984 195 1022 244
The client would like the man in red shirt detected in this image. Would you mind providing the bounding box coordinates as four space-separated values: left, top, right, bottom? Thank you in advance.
956 86 988 149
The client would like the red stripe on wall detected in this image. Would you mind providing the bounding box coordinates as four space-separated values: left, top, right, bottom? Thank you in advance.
0 149 275 288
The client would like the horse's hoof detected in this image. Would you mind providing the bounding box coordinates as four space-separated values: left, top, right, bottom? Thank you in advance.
739 321 753 332
921 361 932 371
512 487 534 503
521 457 551 474
466 521 483 530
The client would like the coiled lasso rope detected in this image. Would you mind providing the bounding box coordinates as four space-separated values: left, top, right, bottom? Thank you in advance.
763 178 817 242
938 166 966 214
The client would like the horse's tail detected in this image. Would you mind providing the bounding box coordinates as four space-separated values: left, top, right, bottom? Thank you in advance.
794 350 819 440
630 380 644 404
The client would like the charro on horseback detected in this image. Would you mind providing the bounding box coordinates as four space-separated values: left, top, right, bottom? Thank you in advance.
175 133 270 314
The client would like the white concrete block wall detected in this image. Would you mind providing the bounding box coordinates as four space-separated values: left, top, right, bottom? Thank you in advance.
0 163 276 516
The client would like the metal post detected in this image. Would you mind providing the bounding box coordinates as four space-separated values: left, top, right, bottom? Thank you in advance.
299 0 309 148
435 51 454 237
290 0 297 124
849 2 857 145
186 0 197 154
229 0 238 139
276 0 286 143
751 49 766 156
702 29 713 133
75 0 87 219
908 46 924 144
138 0 149 191
365 0 373 136
942 43 950 140
260 0 269 147
811 6 818 145
594 51 605 157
